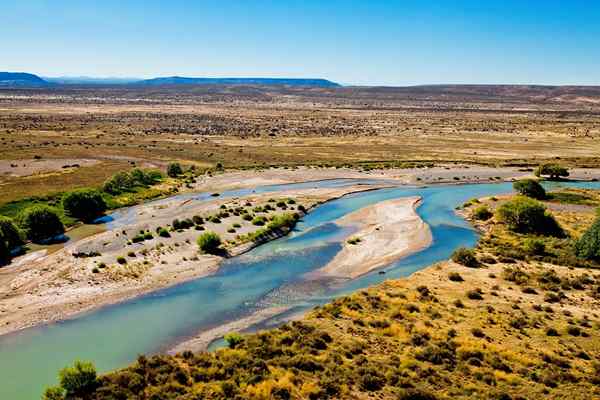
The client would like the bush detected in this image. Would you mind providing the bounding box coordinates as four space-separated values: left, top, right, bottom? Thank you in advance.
535 164 569 180
17 205 65 243
224 332 244 349
451 247 479 268
496 196 563 236
448 272 464 282
167 162 183 177
472 205 493 220
0 216 23 264
523 237 546 255
58 360 98 397
102 171 134 194
197 231 222 254
575 217 600 261
62 189 107 222
513 179 546 199
116 256 127 264
252 216 267 226
157 227 171 238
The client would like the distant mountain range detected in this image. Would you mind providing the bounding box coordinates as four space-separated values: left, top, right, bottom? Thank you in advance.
135 76 341 87
0 72 49 87
0 72 341 88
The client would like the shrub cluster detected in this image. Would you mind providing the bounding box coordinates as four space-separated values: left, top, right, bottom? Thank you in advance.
496 196 563 236
197 231 222 254
62 189 107 222
102 168 163 195
17 205 65 243
513 179 546 200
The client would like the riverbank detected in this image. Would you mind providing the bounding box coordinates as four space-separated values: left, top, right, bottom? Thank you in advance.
0 183 386 336
308 197 432 279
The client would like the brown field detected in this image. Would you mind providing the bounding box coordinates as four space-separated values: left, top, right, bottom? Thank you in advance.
2 84 600 205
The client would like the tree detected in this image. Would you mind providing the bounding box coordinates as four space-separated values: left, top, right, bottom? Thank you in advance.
534 164 569 180
62 189 107 222
197 231 222 254
17 205 65 243
496 196 563 236
575 217 600 261
58 360 98 397
0 216 23 264
167 162 183 178
472 205 493 220
513 179 546 200
102 171 134 194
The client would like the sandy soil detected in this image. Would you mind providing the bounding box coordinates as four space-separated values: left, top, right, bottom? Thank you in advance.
308 197 432 279
0 184 385 336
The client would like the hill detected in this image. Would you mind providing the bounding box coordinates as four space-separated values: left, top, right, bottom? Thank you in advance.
136 76 341 88
0 72 48 87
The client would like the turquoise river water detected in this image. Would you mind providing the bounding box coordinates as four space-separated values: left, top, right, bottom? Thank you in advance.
1 179 598 399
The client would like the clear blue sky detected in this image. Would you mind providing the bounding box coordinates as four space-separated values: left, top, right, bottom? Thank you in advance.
3 0 600 86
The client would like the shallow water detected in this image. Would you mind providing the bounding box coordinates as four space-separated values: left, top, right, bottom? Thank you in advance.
3 180 600 399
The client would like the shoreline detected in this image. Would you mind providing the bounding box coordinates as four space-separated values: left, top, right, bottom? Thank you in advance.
0 184 388 337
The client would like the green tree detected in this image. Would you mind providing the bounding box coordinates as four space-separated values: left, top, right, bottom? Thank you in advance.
0 216 23 264
18 205 65 243
534 164 569 180
58 360 98 397
472 205 493 220
513 179 546 200
102 171 134 194
496 196 563 236
62 189 107 222
197 231 222 254
167 162 183 178
575 217 600 261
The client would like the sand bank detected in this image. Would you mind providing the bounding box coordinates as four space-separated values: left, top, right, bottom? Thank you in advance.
308 197 432 279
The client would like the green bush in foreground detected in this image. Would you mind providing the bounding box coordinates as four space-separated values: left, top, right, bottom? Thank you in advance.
62 189 107 222
17 205 65 243
197 231 222 254
451 247 480 268
513 179 546 200
44 360 98 400
496 196 563 236
575 217 600 261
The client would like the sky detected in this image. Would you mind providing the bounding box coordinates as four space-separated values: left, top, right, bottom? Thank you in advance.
3 0 600 86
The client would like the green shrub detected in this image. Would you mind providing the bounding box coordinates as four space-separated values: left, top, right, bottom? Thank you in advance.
575 217 600 261
252 216 267 226
58 360 98 397
472 205 493 220
513 179 546 200
167 162 183 177
17 205 65 243
62 189 107 222
224 332 244 349
535 164 569 180
157 227 171 238
523 237 546 255
102 171 134 194
116 256 127 265
197 231 222 254
451 247 479 268
496 196 563 236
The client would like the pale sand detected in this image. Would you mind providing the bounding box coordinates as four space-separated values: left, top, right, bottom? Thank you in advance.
308 197 432 279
